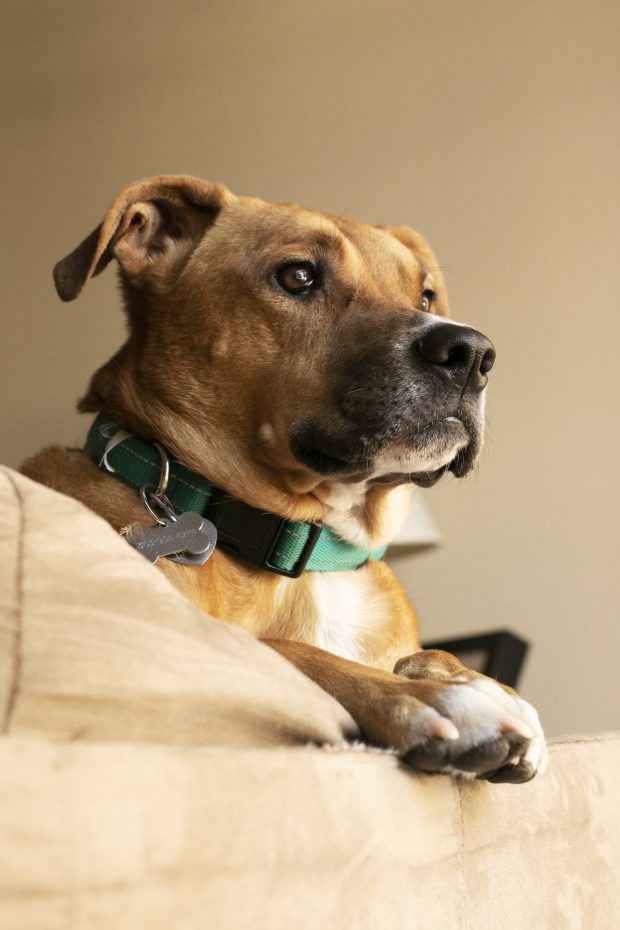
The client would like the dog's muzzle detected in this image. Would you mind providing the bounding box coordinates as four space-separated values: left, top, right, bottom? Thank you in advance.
289 314 496 485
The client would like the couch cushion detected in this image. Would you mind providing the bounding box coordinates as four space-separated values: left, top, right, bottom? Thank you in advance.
0 466 357 747
0 733 618 930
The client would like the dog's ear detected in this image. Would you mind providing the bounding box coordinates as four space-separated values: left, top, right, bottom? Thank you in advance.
384 226 449 317
53 176 231 301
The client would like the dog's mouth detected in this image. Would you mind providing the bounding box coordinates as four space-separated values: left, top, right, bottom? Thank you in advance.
290 414 480 487
368 466 449 488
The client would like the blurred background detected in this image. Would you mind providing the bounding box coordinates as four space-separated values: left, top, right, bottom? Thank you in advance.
2 0 618 736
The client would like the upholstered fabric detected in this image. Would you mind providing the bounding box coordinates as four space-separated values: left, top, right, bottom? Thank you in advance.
1 467 618 929
0 466 357 747
1 735 619 929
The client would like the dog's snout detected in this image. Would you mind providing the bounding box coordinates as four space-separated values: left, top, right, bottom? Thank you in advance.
414 323 496 392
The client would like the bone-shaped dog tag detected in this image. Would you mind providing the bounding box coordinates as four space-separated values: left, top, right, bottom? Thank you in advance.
125 511 217 565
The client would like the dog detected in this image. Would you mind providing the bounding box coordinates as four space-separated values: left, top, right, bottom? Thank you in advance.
22 175 546 782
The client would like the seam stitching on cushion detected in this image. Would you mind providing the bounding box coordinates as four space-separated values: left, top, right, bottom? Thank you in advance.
2 471 26 733
549 735 620 746
457 780 467 930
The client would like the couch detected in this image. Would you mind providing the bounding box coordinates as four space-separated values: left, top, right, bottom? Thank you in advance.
1 466 618 929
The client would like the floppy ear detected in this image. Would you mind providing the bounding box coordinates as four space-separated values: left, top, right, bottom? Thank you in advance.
385 225 450 317
53 175 231 301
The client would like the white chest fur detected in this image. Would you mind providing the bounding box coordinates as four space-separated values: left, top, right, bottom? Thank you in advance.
308 568 396 665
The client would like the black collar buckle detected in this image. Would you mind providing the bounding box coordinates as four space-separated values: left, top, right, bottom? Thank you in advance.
206 495 322 578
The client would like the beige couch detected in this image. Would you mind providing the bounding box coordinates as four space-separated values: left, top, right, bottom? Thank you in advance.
1 466 618 929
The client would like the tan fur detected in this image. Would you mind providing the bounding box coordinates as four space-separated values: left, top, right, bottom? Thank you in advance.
21 176 546 780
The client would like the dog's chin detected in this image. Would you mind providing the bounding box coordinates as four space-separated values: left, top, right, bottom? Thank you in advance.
289 416 481 486
369 445 479 488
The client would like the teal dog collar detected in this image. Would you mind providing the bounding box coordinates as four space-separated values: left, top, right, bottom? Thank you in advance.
85 413 387 576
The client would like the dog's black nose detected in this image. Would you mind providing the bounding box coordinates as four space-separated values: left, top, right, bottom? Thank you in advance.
414 323 496 392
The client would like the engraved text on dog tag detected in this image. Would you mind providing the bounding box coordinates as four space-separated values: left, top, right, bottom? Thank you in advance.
125 511 217 565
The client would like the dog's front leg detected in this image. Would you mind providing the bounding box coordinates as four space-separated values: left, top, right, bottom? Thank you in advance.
264 641 547 783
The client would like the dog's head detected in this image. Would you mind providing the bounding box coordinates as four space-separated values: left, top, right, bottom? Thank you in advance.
55 176 494 523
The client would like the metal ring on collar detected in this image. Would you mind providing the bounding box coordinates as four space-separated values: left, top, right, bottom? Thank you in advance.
140 485 178 526
152 442 171 498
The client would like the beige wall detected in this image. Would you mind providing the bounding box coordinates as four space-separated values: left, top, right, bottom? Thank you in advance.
2 0 619 736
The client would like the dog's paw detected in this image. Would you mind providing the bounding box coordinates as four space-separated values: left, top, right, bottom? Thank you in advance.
429 677 547 783
484 689 547 783
387 675 547 784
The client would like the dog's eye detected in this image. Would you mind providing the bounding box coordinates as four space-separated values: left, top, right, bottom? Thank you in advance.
275 262 319 296
421 289 436 313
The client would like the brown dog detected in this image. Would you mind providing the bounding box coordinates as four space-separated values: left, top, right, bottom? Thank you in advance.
22 175 546 782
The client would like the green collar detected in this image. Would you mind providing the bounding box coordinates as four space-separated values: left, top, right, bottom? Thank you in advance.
85 413 386 576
